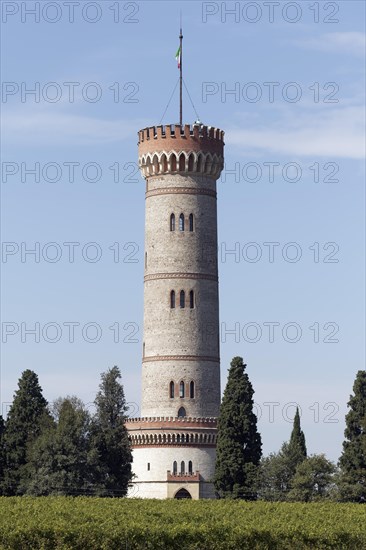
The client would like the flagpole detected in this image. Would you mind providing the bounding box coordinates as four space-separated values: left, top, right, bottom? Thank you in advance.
179 17 183 127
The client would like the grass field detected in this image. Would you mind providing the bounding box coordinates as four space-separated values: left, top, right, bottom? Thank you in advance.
0 497 365 549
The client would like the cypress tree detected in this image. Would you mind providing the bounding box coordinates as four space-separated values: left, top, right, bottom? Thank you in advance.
0 416 5 494
259 409 306 501
1 370 50 495
214 356 262 499
338 370 366 502
89 366 133 496
286 407 307 474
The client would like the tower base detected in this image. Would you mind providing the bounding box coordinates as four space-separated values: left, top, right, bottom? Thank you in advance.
126 416 218 500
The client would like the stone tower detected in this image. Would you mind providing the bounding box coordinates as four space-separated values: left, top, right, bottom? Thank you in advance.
126 123 224 499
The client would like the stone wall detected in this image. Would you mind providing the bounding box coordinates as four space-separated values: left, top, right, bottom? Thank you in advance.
129 446 217 499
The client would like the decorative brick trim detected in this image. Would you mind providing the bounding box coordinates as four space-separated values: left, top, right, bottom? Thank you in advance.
126 416 217 425
142 355 220 363
146 187 216 199
130 444 217 449
144 272 218 283
138 124 224 158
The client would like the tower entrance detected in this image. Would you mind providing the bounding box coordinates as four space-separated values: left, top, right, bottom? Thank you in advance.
174 488 192 499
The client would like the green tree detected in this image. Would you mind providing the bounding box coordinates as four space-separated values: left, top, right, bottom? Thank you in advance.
1 370 50 495
0 416 5 494
338 370 366 502
214 357 262 499
259 409 307 501
287 407 307 467
88 366 133 496
27 396 91 496
288 454 336 502
278 407 307 484
259 442 296 501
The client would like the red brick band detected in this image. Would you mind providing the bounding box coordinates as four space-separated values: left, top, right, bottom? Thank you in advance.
144 272 218 283
142 355 220 363
146 187 216 199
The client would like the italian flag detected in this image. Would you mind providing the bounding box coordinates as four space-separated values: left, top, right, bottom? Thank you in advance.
175 46 181 69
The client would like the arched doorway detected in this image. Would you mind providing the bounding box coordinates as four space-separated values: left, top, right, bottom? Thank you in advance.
174 488 192 499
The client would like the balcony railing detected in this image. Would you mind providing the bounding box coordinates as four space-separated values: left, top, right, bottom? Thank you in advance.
167 470 200 482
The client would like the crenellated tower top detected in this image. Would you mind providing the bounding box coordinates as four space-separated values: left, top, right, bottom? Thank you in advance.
138 123 225 180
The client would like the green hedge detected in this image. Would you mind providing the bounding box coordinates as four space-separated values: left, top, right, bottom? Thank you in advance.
0 497 365 549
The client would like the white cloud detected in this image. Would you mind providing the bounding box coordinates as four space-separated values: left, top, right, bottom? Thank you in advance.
297 32 366 57
226 105 365 159
2 107 144 146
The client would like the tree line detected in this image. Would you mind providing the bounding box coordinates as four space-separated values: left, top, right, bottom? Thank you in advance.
0 359 365 501
0 367 132 496
214 357 366 502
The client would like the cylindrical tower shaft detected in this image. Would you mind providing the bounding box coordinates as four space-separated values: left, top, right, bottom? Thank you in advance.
139 124 224 418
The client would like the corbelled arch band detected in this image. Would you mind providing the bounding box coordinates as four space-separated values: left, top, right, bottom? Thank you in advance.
139 150 223 179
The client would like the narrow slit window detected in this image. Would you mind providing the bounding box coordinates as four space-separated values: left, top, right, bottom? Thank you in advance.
181 461 185 475
173 461 177 475
189 290 194 309
180 290 185 308
190 381 195 399
179 381 185 398
170 290 176 309
188 461 193 474
170 213 175 231
179 213 184 231
189 213 194 232
169 381 175 398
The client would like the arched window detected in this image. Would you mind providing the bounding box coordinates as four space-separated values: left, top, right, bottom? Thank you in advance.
197 154 203 173
179 213 184 231
189 213 194 232
190 381 195 399
173 461 177 475
178 406 186 417
179 153 185 172
181 461 185 474
180 290 185 308
189 290 194 309
169 381 175 399
152 154 159 174
170 213 175 231
170 290 175 309
161 154 168 172
146 156 152 176
179 381 185 398
188 460 193 474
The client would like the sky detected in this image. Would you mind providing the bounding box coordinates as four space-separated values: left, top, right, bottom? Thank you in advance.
1 0 365 462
